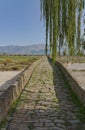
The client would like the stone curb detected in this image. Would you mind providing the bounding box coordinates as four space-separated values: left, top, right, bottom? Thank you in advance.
56 61 85 106
0 58 42 123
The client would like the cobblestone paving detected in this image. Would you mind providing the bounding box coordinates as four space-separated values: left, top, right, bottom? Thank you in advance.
5 57 85 130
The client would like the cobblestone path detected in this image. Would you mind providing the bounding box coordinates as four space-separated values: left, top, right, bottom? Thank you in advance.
6 57 85 130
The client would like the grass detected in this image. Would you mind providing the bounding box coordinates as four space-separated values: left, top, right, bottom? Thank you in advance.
0 55 41 71
0 99 19 129
0 119 7 129
0 86 29 129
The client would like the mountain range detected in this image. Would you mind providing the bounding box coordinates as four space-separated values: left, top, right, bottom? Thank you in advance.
0 44 45 55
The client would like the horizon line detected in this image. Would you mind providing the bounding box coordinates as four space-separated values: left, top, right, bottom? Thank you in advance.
0 43 45 47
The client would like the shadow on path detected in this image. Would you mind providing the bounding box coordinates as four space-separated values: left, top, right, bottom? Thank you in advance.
48 57 85 130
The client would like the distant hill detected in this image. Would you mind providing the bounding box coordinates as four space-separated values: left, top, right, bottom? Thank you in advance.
0 44 45 55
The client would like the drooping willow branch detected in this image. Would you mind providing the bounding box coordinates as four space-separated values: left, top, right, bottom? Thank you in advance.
40 0 84 62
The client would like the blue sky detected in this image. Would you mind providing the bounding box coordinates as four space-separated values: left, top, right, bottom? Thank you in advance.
0 0 45 46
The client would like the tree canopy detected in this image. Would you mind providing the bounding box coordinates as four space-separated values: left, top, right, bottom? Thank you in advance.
40 0 85 63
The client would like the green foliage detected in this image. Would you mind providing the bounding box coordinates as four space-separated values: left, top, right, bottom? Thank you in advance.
40 0 84 62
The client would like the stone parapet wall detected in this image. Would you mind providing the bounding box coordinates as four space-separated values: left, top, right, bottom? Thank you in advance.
57 61 85 106
0 58 42 123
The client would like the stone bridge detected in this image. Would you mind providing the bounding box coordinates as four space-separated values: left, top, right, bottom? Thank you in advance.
0 57 85 130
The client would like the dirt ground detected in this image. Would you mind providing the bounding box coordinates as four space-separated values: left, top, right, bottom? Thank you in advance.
0 70 22 90
66 63 85 85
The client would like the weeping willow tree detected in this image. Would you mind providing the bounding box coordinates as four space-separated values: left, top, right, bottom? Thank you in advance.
59 0 67 55
67 0 76 55
40 0 84 62
76 0 84 51
52 0 59 62
49 0 53 54
40 0 50 55
40 0 59 63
